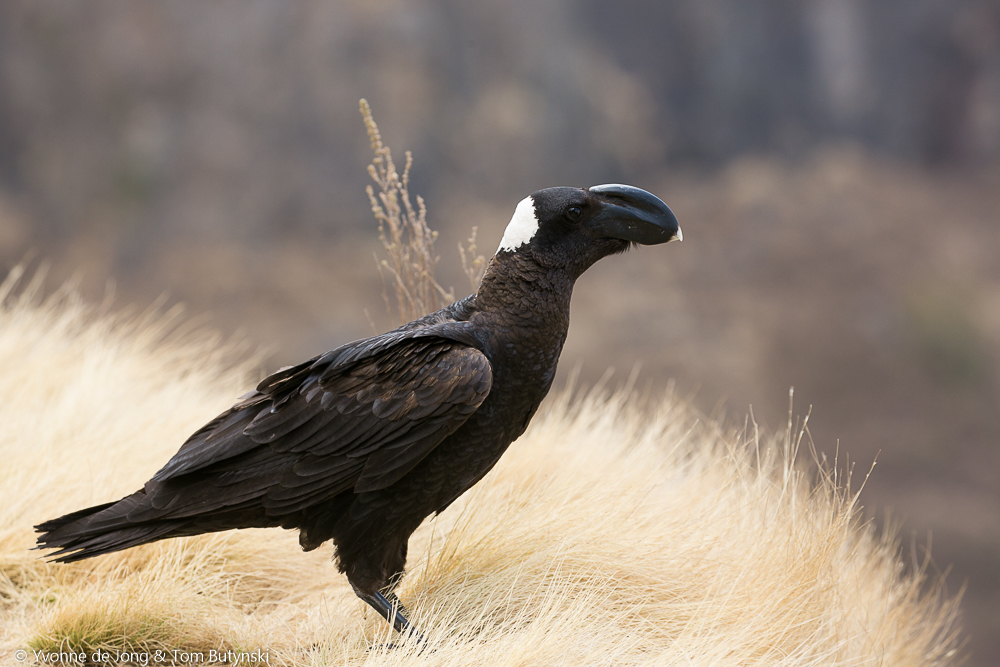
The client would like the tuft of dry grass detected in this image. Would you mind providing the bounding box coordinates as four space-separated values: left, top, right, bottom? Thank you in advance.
361 99 486 326
0 264 962 666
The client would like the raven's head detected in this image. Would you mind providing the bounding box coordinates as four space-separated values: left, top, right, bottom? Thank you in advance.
495 184 680 276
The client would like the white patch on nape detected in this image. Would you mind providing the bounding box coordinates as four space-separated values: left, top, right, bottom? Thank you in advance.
496 196 539 253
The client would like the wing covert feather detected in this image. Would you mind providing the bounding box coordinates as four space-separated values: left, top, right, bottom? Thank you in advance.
145 338 492 519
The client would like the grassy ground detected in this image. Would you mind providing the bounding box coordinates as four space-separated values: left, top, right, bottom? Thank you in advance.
0 265 962 665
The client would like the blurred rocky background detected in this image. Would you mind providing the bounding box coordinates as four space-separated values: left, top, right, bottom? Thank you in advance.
0 0 998 662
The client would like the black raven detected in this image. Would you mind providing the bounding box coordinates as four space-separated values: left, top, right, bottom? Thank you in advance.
36 184 681 637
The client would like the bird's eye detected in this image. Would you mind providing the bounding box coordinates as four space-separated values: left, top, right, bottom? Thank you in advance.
566 206 582 221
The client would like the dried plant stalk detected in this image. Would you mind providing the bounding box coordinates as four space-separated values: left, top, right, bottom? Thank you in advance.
458 226 487 295
361 99 463 325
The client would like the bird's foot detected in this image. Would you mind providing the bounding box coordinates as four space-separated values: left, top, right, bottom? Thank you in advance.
353 586 427 647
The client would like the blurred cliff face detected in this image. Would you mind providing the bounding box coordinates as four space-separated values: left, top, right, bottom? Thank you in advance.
1 0 998 251
0 2 999 663
0 0 667 250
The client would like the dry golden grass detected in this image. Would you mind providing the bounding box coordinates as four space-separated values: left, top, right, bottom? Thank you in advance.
0 263 963 666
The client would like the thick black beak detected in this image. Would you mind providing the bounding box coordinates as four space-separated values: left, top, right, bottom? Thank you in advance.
587 184 681 245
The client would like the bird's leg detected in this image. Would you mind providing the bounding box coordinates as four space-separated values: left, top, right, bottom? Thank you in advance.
351 583 426 642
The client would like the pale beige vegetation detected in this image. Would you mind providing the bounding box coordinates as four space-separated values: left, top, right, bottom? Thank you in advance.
0 261 962 665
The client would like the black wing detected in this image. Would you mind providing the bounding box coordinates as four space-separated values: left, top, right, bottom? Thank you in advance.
128 336 492 522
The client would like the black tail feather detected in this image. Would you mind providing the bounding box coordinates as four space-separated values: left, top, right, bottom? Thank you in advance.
39 522 187 563
35 498 189 563
34 501 117 534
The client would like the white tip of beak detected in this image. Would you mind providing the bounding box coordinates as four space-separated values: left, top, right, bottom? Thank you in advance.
675 227 683 242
